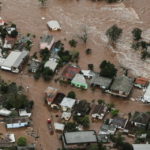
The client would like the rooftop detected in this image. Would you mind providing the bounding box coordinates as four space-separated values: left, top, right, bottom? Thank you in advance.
110 76 134 93
45 86 58 101
63 130 98 144
132 111 150 125
111 117 128 128
52 93 65 105
61 64 81 80
40 35 53 44
92 104 107 115
60 97 76 109
71 74 87 85
5 116 30 124
135 77 148 86
132 144 150 150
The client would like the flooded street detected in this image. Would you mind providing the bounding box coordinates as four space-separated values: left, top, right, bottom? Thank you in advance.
0 0 150 149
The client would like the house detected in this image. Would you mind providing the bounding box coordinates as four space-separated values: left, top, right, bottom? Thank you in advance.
5 116 31 128
0 140 13 147
92 104 107 119
0 95 6 108
74 100 90 116
54 123 65 132
99 124 116 135
51 40 63 52
60 64 81 81
143 84 150 102
19 108 32 117
0 17 7 26
97 134 110 143
81 70 97 79
0 108 12 116
111 117 128 129
110 76 134 98
61 112 71 121
14 43 27 51
62 130 98 149
134 77 148 88
6 27 16 34
17 144 35 150
47 20 61 31
18 36 32 43
60 97 76 111
131 111 150 128
5 133 15 143
51 93 65 109
90 75 112 89
3 37 15 49
71 74 88 89
1 50 29 73
40 35 54 50
45 86 59 105
132 144 150 150
49 51 60 62
44 60 58 72
28 59 40 73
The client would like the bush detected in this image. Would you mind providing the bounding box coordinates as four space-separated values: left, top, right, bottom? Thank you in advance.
69 39 77 47
17 137 27 146
88 64 94 70
86 48 92 54
111 109 119 116
1 31 6 39
67 91 76 99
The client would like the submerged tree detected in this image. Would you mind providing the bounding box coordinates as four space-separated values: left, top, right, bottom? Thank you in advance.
76 25 88 43
106 24 122 43
39 0 47 7
132 28 142 41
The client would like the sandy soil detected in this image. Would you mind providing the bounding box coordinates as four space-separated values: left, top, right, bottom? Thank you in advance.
0 0 150 150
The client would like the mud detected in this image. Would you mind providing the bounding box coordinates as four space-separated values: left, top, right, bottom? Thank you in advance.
0 0 150 150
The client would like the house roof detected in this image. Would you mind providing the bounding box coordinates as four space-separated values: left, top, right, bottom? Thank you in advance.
28 59 40 71
5 116 30 124
40 35 53 44
45 86 58 102
81 70 97 77
17 144 35 150
0 108 12 116
52 93 65 105
75 100 90 114
14 43 27 51
51 40 63 51
135 78 148 86
61 64 81 80
12 50 29 68
19 36 31 43
99 124 116 134
90 75 112 87
132 144 150 150
60 97 76 109
132 111 150 125
47 20 61 29
110 76 134 93
6 37 15 45
44 60 58 71
19 108 31 117
144 84 150 99
50 51 60 60
54 123 65 131
92 104 107 115
63 130 98 144
111 117 128 128
71 74 87 85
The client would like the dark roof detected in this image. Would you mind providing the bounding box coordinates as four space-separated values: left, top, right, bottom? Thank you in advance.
40 35 53 44
52 93 65 105
51 40 63 51
50 51 60 60
14 43 27 51
17 144 35 150
28 60 40 71
5 116 30 124
110 76 134 93
90 75 112 88
60 64 81 80
111 117 128 128
132 111 150 125
92 104 107 115
75 100 90 114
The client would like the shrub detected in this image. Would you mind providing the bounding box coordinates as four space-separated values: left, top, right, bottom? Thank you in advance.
69 39 77 47
111 109 119 116
86 48 92 54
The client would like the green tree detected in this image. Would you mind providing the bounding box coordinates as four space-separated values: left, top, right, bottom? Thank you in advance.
114 133 125 147
10 30 18 38
97 142 107 150
98 99 105 104
81 115 90 127
69 39 77 47
106 24 122 43
11 23 16 28
17 137 27 146
100 60 107 69
140 41 148 50
86 48 92 54
67 91 76 99
42 67 53 81
131 42 140 50
100 61 117 78
39 0 47 6
122 142 133 150
111 109 119 116
86 144 98 150
132 28 142 41
141 51 150 60
64 122 78 132
1 31 6 39
88 64 94 70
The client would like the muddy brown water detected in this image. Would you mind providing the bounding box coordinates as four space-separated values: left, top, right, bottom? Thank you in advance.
0 0 150 150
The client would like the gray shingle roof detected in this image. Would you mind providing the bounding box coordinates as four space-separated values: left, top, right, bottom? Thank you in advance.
110 76 134 93
40 35 53 44
90 75 112 88
132 111 150 125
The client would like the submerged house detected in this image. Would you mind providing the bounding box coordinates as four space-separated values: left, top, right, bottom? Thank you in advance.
1 50 29 73
3 37 15 49
110 76 134 98
143 84 150 102
44 60 58 72
134 77 148 89
71 74 88 89
90 75 112 89
40 35 54 50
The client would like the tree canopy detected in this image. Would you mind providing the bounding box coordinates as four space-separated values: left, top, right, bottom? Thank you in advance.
132 28 142 41
106 24 122 43
17 137 27 146
67 91 76 99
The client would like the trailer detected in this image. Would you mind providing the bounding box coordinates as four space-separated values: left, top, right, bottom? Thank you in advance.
47 119 54 135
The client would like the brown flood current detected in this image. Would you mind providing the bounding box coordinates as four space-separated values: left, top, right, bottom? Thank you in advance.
0 0 150 149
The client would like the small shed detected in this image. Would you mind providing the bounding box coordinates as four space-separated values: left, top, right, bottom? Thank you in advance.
54 123 65 132
44 60 58 71
47 20 61 31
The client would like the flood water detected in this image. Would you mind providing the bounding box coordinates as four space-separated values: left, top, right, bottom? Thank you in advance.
0 0 150 150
